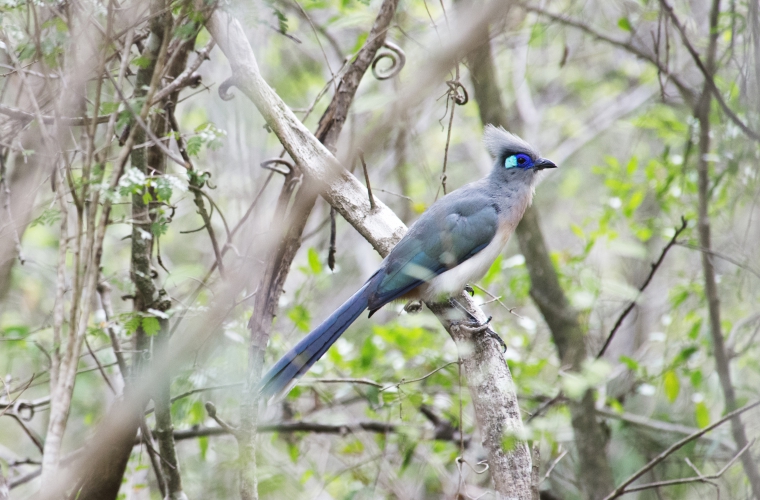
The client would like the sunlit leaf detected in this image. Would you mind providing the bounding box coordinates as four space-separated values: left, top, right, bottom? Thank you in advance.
307 247 322 275
695 402 710 428
664 370 680 403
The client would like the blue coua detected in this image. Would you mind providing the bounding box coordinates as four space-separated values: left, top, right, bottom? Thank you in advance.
259 125 557 398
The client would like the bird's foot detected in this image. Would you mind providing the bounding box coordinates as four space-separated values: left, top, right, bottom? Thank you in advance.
453 316 492 334
404 300 423 314
464 284 475 297
451 315 507 354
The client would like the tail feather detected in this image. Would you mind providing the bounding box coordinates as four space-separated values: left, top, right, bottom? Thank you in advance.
257 282 371 399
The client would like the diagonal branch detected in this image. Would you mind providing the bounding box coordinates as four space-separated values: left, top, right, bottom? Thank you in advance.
603 399 760 499
597 216 688 357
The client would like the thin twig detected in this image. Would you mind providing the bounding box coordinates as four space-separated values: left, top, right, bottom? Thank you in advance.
603 399 760 499
519 3 694 102
328 207 337 270
382 360 460 391
658 0 760 143
103 70 188 168
0 103 111 125
675 242 760 281
623 440 752 494
83 334 116 394
302 377 383 388
204 402 239 436
542 449 568 484
359 151 376 210
598 216 688 357
151 40 215 103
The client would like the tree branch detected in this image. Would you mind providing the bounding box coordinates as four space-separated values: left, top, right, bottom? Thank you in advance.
598 216 688 357
603 399 760 499
658 0 760 143
205 3 531 497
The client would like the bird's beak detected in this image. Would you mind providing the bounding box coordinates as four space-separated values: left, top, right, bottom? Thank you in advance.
534 158 557 170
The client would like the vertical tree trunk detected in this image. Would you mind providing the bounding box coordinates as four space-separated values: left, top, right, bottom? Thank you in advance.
695 1 760 495
75 2 175 497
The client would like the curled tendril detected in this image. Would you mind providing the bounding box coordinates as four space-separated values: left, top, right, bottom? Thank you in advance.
446 80 468 106
219 76 237 101
455 456 489 474
260 158 295 176
14 401 34 421
372 41 406 81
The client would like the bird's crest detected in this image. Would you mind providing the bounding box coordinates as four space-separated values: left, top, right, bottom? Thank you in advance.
483 125 539 160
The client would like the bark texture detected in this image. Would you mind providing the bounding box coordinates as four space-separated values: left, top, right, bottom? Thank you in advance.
465 27 616 500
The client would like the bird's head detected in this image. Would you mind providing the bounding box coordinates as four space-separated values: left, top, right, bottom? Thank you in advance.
484 125 557 185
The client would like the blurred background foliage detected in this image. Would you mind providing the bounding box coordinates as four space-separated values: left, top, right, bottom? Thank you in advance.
1 0 759 498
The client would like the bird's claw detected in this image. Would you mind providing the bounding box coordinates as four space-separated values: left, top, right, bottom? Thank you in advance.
488 329 508 354
455 315 492 333
451 316 507 354
447 298 507 354
464 284 475 296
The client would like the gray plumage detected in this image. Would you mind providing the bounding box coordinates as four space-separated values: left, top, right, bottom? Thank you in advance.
258 126 557 398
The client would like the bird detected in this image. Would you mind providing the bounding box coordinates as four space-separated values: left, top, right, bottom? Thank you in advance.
258 125 557 398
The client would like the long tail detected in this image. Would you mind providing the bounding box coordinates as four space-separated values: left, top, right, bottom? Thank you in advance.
257 281 372 399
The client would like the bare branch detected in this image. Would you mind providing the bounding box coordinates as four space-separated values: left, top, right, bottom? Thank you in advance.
604 399 760 499
598 216 688 357
658 0 760 143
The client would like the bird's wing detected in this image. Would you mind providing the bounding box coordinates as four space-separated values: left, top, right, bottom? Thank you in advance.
367 196 499 311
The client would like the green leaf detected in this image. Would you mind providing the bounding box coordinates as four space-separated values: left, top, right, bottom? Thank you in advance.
100 101 120 114
132 55 152 68
570 223 585 239
307 247 322 275
619 355 639 371
30 207 62 228
142 316 161 336
663 370 679 402
352 32 368 53
124 316 142 335
689 370 703 388
400 440 417 471
151 222 168 237
617 17 632 32
198 436 208 460
186 136 203 157
695 401 710 428
271 7 288 34
675 346 699 364
287 305 311 332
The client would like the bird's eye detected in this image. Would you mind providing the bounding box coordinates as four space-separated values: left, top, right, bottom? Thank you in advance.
504 154 531 169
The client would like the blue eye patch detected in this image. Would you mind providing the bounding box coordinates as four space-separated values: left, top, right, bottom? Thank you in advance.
504 153 533 169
